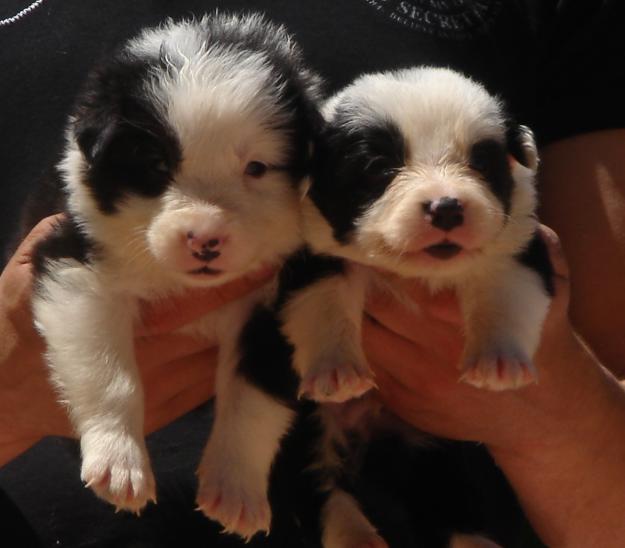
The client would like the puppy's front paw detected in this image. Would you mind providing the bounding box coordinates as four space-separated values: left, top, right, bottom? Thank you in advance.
299 360 376 403
461 340 537 391
80 429 155 513
196 453 271 541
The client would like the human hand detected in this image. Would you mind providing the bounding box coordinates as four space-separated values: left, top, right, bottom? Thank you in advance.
365 224 625 545
364 224 583 451
0 215 272 466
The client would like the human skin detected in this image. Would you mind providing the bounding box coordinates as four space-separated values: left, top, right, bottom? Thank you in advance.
0 214 272 466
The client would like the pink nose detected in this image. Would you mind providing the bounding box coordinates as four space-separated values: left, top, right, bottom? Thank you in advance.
186 231 226 262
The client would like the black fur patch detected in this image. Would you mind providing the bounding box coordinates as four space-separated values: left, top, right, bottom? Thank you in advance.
71 14 323 214
237 247 344 404
469 138 515 213
73 55 182 214
275 246 345 310
344 436 534 547
267 402 329 546
32 216 97 277
516 231 555 296
310 110 407 243
237 305 300 407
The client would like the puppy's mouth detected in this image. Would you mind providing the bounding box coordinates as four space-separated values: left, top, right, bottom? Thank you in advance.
187 266 222 276
423 241 463 260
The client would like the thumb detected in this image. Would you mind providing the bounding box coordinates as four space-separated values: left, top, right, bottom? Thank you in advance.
10 214 64 268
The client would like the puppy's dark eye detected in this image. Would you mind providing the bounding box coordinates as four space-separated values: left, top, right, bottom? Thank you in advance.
245 161 268 178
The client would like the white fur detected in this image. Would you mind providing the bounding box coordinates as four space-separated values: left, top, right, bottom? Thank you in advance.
33 16 308 523
299 68 547 394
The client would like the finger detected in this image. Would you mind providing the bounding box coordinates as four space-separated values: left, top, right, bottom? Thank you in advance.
373 361 420 414
402 280 461 325
12 214 65 266
135 333 215 371
537 224 569 280
138 268 274 335
145 379 215 435
536 224 571 320
367 278 461 329
363 316 431 388
364 292 463 355
144 347 217 411
364 314 463 385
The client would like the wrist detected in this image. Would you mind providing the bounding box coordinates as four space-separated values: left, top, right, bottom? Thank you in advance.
487 329 625 546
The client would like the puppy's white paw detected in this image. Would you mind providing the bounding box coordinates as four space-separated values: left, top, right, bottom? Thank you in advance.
461 341 537 391
196 456 271 541
80 429 155 513
299 360 376 403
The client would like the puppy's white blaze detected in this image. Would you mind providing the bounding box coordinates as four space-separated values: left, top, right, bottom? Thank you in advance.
326 67 506 155
153 48 288 145
321 489 382 548
280 267 369 381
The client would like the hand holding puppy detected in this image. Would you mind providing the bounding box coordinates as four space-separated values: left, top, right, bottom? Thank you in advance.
365 224 569 445
366 224 625 546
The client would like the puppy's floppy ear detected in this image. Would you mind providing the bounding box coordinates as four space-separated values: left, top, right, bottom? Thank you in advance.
506 123 539 172
74 110 120 165
72 57 162 167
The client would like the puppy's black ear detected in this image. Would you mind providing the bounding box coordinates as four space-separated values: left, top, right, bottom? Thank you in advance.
74 112 120 165
72 57 158 166
506 123 539 172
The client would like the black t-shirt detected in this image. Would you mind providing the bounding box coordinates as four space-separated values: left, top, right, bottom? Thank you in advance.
0 1 623 546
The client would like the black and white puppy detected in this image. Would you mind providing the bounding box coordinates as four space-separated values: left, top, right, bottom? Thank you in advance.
212 67 553 546
30 12 320 517
285 66 553 402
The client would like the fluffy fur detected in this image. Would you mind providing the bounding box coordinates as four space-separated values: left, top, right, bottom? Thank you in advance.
297 67 552 396
219 67 553 547
30 12 321 526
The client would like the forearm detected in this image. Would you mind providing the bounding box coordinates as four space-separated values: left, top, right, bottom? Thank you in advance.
489 331 625 547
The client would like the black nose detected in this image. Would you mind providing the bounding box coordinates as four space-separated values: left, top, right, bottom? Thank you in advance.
423 197 464 231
